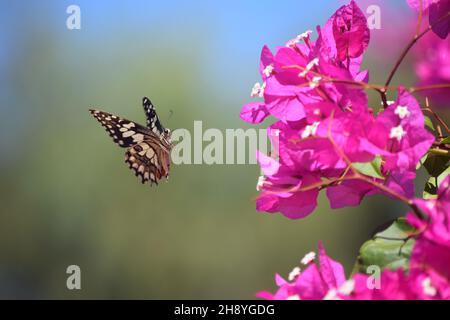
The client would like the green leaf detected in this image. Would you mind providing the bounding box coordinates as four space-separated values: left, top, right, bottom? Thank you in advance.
441 136 450 144
439 166 450 183
424 116 435 131
423 154 449 177
422 166 450 199
352 156 384 180
416 154 428 170
352 218 416 275
423 178 438 199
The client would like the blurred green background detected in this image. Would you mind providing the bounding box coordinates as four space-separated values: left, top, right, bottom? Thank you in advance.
0 0 441 299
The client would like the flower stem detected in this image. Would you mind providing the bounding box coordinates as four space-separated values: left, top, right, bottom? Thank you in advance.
422 107 450 135
385 11 450 89
416 0 424 37
410 83 450 94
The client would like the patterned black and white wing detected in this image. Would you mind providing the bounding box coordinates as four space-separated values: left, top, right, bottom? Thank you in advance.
142 97 165 137
125 139 171 185
89 103 172 186
89 109 149 148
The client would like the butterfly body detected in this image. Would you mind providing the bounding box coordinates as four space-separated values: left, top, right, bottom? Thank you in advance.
89 97 172 186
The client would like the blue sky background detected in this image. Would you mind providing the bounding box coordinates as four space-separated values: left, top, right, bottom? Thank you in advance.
0 0 337 95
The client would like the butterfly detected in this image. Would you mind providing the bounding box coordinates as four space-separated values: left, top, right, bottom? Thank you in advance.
89 97 172 186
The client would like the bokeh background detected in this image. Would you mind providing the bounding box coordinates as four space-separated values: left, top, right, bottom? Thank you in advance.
0 0 443 299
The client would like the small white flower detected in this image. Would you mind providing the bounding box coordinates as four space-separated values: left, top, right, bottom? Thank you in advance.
299 58 319 77
251 82 261 97
422 277 437 297
324 288 341 300
256 176 265 191
263 65 274 77
389 125 406 142
301 251 316 265
251 82 265 98
287 294 301 300
394 105 411 119
301 122 320 139
272 129 280 137
297 30 313 41
309 76 322 88
286 30 313 48
380 101 395 107
286 38 299 48
288 266 301 282
338 279 355 295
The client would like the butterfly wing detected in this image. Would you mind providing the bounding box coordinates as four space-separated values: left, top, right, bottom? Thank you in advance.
90 105 172 186
142 97 166 136
125 138 171 185
89 109 149 147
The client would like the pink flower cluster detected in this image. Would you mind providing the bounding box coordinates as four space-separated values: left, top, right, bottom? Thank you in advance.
258 177 450 300
243 0 450 301
241 1 434 219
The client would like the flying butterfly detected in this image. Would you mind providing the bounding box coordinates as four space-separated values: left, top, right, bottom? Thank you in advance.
89 97 172 186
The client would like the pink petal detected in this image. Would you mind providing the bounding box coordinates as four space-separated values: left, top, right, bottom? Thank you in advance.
240 102 269 124
332 0 370 61
430 0 450 39
318 241 346 289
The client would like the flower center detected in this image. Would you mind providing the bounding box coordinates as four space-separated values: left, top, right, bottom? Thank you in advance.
299 58 319 77
301 251 316 265
288 266 301 281
394 105 411 119
389 125 406 142
263 65 274 77
301 122 320 139
286 30 312 48
251 82 266 98
422 277 437 297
